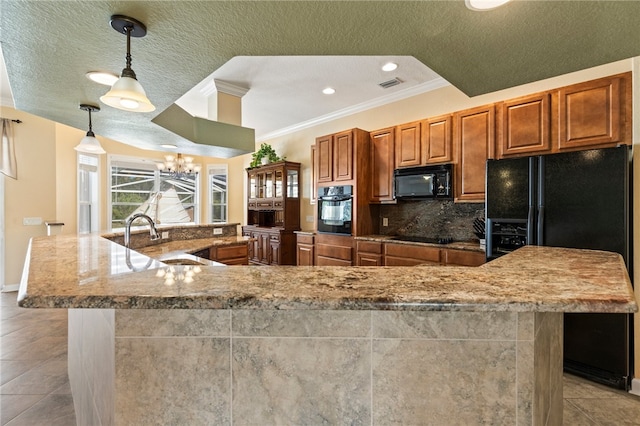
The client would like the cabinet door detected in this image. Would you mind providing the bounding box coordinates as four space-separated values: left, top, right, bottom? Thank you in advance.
498 93 551 158
395 121 421 168
297 243 314 266
443 249 485 267
248 172 257 200
558 76 623 150
369 128 395 203
316 135 333 183
423 114 452 164
259 233 271 264
333 130 353 181
270 240 281 265
454 105 495 203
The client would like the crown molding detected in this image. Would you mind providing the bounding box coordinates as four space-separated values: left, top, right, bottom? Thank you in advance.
257 77 450 142
200 79 250 98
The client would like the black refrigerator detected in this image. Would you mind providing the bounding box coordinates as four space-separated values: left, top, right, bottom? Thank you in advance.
485 145 633 390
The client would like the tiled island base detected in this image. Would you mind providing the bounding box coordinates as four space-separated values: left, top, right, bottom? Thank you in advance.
68 309 562 425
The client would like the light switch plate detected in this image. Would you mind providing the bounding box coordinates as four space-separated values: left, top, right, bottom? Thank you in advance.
382 217 389 227
161 231 169 239
213 228 223 235
23 217 43 226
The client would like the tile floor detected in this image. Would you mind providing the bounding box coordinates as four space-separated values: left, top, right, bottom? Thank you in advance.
2 291 640 425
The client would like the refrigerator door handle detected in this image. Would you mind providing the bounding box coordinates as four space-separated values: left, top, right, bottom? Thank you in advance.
537 206 545 245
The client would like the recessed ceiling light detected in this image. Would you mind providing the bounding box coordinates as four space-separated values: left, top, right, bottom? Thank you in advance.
85 71 119 86
465 0 511 11
322 87 336 95
161 144 177 149
382 62 398 72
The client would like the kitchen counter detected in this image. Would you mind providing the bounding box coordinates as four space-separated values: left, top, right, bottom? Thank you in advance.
18 233 635 312
17 233 637 425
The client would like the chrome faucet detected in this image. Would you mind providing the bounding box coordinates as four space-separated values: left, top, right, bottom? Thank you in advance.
124 213 160 248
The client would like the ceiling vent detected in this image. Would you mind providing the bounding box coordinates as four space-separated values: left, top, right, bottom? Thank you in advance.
379 77 403 89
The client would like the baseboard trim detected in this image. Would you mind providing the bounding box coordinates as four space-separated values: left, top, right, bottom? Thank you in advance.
630 378 640 396
1 284 19 292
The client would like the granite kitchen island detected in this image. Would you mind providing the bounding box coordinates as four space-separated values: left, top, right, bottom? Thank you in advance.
18 233 637 425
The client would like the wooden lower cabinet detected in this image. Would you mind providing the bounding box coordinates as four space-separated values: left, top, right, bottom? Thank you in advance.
443 248 485 267
315 233 353 266
356 240 383 266
242 226 296 265
296 233 315 266
384 243 441 266
209 244 249 265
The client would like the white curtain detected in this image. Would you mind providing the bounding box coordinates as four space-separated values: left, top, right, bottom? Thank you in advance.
0 119 17 179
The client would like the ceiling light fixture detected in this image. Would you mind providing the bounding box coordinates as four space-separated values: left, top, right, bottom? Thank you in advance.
382 62 398 72
160 144 178 149
156 153 201 179
86 71 119 86
465 0 511 11
100 15 155 113
322 87 336 95
75 104 106 154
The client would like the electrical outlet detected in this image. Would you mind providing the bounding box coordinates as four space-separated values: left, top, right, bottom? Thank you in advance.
161 231 169 239
23 217 43 226
382 217 389 227
306 215 314 223
213 228 223 235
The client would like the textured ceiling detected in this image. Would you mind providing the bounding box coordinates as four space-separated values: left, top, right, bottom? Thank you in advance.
2 1 640 157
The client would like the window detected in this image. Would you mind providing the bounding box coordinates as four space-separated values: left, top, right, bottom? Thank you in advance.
78 154 99 234
208 164 228 223
109 156 199 230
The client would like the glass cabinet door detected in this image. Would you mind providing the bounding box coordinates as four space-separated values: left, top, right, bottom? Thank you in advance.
249 173 257 199
265 171 273 198
257 173 265 198
287 169 299 198
274 169 283 198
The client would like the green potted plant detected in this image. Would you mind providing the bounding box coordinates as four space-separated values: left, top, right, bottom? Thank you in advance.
250 143 281 168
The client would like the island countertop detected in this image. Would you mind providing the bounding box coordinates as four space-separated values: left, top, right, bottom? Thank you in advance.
17 233 636 313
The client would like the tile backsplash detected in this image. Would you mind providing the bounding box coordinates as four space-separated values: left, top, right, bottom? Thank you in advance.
379 200 485 242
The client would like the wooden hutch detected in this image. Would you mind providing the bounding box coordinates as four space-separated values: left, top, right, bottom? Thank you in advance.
242 161 301 265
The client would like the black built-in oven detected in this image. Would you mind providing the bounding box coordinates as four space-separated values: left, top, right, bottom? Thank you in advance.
317 185 353 235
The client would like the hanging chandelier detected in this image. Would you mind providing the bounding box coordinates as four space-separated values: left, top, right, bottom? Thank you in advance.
157 153 201 178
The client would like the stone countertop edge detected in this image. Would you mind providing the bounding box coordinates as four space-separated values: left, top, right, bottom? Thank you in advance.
17 234 637 313
354 234 485 252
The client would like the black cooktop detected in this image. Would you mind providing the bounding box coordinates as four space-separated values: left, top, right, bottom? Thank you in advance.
390 236 454 245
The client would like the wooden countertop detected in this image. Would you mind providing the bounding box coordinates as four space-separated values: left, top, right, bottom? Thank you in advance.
17 233 636 313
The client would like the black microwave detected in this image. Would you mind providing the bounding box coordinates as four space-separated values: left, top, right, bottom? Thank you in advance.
393 164 452 199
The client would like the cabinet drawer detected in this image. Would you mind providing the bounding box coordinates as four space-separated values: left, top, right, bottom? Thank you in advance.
214 244 248 261
297 234 314 245
385 243 441 263
444 249 485 267
357 240 383 254
273 200 284 208
270 234 280 241
256 201 274 209
316 243 352 261
317 256 352 266
385 256 439 266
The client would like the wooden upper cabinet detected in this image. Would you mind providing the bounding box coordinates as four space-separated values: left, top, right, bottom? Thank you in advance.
333 130 354 181
310 145 318 204
316 134 333 183
498 92 551 158
558 75 625 150
316 130 354 184
395 121 421 168
369 127 395 203
423 114 453 164
453 104 495 203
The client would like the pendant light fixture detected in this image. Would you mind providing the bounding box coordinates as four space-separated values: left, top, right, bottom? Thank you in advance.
100 15 155 113
75 104 106 154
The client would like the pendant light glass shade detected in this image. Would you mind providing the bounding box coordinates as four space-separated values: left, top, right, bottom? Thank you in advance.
75 104 106 154
100 15 155 113
100 75 155 112
75 134 106 154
